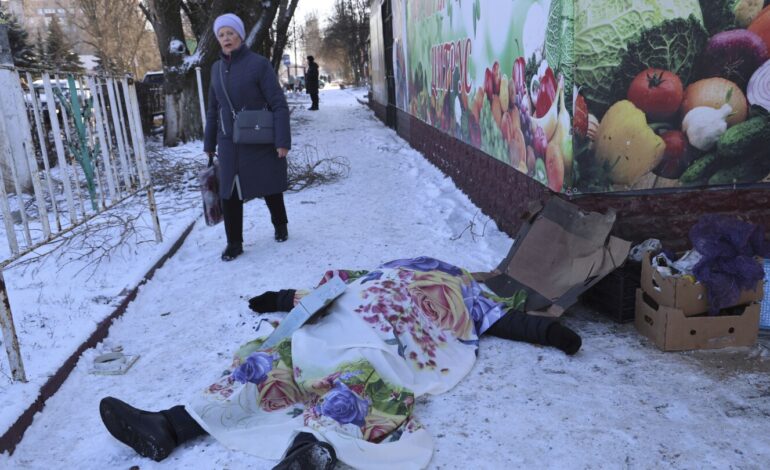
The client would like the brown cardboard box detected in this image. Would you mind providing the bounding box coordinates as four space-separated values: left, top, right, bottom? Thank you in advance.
640 252 764 317
481 197 631 317
634 289 760 351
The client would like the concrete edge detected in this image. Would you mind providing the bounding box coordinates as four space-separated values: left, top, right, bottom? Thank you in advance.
0 220 197 455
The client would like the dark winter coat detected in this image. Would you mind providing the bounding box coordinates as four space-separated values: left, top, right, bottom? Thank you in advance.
305 61 319 94
204 44 291 200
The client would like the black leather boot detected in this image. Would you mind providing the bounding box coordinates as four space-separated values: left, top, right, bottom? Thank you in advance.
99 397 179 461
99 398 206 462
485 310 582 355
272 432 337 470
274 224 289 242
221 243 243 261
546 323 582 355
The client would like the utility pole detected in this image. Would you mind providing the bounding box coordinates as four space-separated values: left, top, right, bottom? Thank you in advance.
292 19 298 80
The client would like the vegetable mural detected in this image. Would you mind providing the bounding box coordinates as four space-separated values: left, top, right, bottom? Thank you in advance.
390 0 770 193
574 0 770 191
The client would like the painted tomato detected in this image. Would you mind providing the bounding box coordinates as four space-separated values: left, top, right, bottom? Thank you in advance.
545 142 564 192
573 93 589 138
627 69 683 121
653 130 692 179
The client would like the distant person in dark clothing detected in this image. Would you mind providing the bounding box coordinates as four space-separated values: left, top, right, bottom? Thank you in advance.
306 55 320 110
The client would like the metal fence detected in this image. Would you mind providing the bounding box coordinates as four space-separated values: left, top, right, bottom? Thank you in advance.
135 81 164 134
0 63 163 382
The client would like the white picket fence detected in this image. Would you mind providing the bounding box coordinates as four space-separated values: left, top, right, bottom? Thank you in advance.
0 63 163 382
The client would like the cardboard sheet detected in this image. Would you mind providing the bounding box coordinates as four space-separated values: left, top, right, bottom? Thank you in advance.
483 197 631 316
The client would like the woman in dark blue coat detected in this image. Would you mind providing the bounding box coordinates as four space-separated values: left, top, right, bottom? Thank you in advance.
204 13 292 261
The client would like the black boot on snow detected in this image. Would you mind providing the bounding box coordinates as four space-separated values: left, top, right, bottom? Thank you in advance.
99 397 178 462
546 323 582 356
274 224 289 242
272 432 337 470
221 243 243 261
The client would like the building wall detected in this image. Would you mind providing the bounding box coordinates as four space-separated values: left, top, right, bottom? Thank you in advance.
5 0 94 54
386 106 770 251
1 0 23 17
367 0 770 249
369 2 387 105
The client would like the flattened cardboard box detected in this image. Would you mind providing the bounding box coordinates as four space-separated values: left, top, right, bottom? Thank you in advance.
635 289 760 351
640 252 764 317
482 197 631 317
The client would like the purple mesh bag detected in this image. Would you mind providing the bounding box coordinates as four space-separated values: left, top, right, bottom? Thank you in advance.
689 215 769 314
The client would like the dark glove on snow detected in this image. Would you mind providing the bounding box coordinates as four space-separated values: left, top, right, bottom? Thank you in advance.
248 289 296 313
546 323 582 356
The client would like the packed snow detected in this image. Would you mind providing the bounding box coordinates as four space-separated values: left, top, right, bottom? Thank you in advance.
2 88 769 469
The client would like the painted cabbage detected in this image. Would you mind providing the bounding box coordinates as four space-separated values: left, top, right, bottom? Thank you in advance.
700 0 765 34
545 0 575 110
575 0 707 116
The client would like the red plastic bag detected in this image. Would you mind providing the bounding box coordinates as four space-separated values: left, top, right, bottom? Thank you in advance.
199 155 223 226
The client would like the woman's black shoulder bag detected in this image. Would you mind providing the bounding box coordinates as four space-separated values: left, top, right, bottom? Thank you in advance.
219 62 275 145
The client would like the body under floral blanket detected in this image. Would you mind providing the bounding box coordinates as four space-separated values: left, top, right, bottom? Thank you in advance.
99 257 582 469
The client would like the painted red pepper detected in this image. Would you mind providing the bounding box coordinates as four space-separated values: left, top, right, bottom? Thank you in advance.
512 57 526 97
535 66 556 118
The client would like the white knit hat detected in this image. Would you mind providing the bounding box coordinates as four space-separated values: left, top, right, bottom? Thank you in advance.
213 13 245 40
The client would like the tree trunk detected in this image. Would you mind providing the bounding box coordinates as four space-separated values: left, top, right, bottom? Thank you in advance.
142 0 282 146
142 0 189 146
237 2 281 52
0 25 32 193
270 0 300 72
165 74 202 145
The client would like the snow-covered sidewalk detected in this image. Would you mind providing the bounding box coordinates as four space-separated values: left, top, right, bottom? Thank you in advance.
3 89 769 469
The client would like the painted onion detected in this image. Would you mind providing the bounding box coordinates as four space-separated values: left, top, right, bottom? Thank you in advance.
747 59 770 112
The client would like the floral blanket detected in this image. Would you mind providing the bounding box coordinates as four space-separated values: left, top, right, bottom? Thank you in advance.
187 257 515 469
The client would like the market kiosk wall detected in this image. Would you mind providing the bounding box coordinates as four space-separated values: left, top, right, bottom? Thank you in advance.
369 0 770 248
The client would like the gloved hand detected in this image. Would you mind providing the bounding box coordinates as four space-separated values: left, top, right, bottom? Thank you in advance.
248 289 296 313
249 291 277 313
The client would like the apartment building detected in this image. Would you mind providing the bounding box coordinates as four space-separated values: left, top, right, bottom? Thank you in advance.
1 0 96 64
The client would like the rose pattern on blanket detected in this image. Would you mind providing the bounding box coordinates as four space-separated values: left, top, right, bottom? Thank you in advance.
461 280 507 334
191 257 511 466
316 269 371 287
352 266 480 370
301 360 414 443
318 381 370 426
232 352 274 385
205 339 301 412
381 256 463 276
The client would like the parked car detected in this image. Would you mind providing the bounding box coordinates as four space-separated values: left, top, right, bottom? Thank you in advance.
142 71 164 85
21 79 91 163
295 76 325 90
24 78 90 115
137 72 165 135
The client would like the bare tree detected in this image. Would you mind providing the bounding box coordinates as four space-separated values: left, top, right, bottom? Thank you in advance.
65 0 159 77
298 12 349 81
139 0 284 146
303 13 322 59
322 0 369 84
270 0 300 73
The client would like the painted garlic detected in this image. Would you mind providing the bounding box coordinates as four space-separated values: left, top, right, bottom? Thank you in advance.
682 104 732 151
